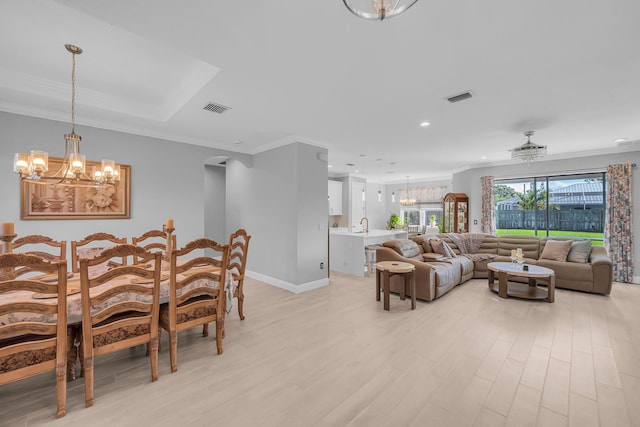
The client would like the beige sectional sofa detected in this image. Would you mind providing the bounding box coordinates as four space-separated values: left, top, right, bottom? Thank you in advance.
375 234 613 302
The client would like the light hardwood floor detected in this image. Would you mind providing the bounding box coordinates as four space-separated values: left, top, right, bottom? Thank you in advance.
2 273 640 426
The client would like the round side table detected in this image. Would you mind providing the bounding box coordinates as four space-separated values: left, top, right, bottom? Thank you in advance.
376 261 416 310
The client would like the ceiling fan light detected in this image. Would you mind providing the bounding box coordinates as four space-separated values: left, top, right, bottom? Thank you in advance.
510 131 547 163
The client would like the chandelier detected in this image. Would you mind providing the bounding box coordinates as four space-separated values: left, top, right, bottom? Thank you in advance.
343 0 419 21
399 176 416 206
510 131 547 163
13 44 120 187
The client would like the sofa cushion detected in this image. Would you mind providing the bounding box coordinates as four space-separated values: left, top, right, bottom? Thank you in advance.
431 263 460 289
567 240 592 263
476 234 498 254
460 256 475 276
536 259 594 287
431 240 457 258
497 235 540 259
382 239 421 258
422 253 445 261
540 239 572 261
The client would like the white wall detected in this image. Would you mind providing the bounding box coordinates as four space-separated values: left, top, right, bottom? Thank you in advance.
225 142 329 290
452 151 640 278
204 165 226 243
0 112 228 248
1 112 328 291
364 181 388 230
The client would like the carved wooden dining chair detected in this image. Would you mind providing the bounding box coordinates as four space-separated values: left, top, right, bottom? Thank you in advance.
201 229 251 337
227 229 251 320
132 229 177 264
71 232 127 273
159 238 229 372
79 245 161 407
12 234 67 276
0 254 68 418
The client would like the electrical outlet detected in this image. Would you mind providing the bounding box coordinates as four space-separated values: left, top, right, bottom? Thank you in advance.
320 262 324 269
473 219 478 225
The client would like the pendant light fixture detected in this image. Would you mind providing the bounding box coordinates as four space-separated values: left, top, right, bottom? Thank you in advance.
13 44 121 187
343 0 419 21
400 176 416 206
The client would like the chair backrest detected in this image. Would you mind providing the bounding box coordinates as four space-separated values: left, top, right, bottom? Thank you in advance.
12 234 67 275
79 245 161 356
71 232 127 273
168 238 229 327
132 229 177 264
0 254 68 417
227 229 251 284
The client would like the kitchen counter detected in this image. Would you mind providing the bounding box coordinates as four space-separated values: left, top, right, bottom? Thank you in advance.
329 229 408 276
330 229 406 237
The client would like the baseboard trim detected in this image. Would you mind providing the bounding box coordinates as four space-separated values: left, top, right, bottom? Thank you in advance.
246 270 329 294
632 276 640 284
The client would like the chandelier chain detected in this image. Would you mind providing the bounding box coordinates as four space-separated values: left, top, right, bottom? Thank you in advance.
70 51 76 133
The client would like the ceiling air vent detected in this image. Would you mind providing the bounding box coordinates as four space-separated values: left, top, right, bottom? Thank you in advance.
617 139 640 147
203 102 231 114
446 91 473 103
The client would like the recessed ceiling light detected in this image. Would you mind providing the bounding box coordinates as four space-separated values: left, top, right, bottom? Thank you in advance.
480 156 487 160
234 140 242 145
420 121 431 127
354 170 360 173
328 164 333 168
614 138 629 143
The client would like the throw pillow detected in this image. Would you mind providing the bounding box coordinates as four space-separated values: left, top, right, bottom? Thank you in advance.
540 240 573 262
567 240 592 263
422 236 442 253
441 241 457 258
422 252 444 261
431 240 457 258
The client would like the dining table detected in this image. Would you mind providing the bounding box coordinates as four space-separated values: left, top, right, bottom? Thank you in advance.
0 262 236 380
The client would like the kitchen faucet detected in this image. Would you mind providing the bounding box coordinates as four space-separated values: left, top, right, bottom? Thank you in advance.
360 217 369 233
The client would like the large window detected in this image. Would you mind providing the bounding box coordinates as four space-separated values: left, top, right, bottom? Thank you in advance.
495 172 605 244
399 205 442 229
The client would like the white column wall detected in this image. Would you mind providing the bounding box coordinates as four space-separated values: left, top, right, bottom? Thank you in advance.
225 142 329 290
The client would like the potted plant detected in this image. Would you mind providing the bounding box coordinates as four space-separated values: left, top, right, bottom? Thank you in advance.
387 213 401 230
429 214 437 227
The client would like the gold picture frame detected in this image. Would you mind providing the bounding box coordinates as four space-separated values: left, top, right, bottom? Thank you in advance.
21 157 131 220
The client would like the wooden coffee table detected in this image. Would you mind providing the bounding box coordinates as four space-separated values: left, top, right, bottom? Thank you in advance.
487 262 555 303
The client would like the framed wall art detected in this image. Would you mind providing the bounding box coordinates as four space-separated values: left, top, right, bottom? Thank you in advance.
20 157 131 220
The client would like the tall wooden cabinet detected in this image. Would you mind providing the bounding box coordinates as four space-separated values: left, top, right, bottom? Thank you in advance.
443 193 469 233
